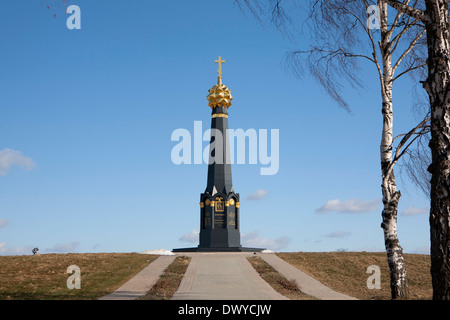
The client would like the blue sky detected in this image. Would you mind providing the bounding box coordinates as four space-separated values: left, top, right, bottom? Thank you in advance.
0 0 430 255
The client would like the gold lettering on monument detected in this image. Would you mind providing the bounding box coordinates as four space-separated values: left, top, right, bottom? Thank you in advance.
215 197 224 212
214 197 226 228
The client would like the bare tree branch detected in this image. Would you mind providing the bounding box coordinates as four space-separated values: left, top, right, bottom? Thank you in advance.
393 29 426 73
383 0 429 22
388 116 431 175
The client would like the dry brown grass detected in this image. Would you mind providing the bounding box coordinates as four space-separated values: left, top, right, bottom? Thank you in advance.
0 253 158 300
247 256 317 300
139 256 191 300
276 252 432 300
0 251 432 301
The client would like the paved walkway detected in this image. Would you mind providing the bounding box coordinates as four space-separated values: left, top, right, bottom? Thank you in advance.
99 255 176 300
171 253 288 300
99 252 357 300
258 253 357 300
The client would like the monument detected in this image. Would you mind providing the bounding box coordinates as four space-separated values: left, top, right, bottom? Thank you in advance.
173 57 264 252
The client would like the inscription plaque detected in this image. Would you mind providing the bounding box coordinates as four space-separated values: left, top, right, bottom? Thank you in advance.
214 212 226 228
215 197 224 212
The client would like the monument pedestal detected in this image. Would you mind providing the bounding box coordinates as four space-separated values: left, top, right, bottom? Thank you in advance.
172 246 264 253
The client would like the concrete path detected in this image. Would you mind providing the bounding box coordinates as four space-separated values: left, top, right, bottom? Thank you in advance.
258 253 357 300
171 253 288 300
99 255 176 300
98 252 357 300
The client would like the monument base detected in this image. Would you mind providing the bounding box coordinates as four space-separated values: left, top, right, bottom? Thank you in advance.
172 246 265 253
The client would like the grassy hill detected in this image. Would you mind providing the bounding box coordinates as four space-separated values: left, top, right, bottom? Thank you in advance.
0 253 157 299
277 252 432 300
0 251 432 300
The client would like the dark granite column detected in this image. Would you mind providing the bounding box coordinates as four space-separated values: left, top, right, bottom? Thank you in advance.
198 104 241 249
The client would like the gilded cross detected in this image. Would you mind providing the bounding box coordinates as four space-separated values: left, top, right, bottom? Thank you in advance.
215 56 225 78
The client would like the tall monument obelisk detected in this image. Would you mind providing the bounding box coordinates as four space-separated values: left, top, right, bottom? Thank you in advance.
173 57 263 252
199 56 241 250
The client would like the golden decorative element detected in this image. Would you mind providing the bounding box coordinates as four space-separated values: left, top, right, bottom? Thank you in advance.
236 202 240 208
200 202 204 208
207 83 233 109
205 199 210 206
215 197 225 212
215 56 225 79
207 56 233 109
210 201 215 207
225 201 230 207
229 199 235 206
212 113 228 118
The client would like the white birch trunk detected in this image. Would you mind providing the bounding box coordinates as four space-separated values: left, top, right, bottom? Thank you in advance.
385 0 450 299
378 1 409 299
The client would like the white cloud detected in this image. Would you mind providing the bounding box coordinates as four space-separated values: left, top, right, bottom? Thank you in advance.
402 206 428 216
0 241 81 255
179 229 199 243
0 219 8 229
353 246 384 252
178 229 290 251
0 242 33 256
326 231 351 239
411 245 430 254
44 241 80 253
245 190 270 201
242 230 291 251
316 198 380 214
0 148 36 176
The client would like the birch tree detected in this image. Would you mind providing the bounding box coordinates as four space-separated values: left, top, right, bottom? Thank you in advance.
236 0 428 299
382 0 450 300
